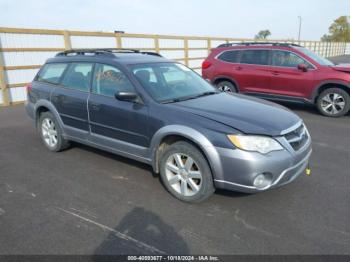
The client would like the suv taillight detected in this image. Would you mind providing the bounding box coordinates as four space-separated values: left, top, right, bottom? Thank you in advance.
26 83 32 94
202 60 212 70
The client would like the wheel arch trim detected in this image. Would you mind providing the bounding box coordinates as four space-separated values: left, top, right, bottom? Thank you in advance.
311 80 350 102
212 75 240 91
34 100 65 132
149 125 223 179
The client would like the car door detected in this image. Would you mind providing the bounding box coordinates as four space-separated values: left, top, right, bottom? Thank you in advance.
51 62 93 138
237 49 271 93
88 63 150 153
268 50 315 97
215 50 244 89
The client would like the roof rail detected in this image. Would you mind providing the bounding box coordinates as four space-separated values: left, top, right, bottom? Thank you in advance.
217 42 302 48
55 48 162 57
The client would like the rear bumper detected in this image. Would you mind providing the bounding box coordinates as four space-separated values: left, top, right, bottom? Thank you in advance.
213 139 312 193
25 101 35 120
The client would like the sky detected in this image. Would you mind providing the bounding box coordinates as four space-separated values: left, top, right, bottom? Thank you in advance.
0 0 349 40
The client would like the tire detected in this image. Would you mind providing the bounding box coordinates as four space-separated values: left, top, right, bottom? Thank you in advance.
216 80 237 93
316 88 350 117
159 141 215 203
38 111 70 152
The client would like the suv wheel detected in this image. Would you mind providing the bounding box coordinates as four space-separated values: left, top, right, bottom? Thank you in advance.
317 88 350 117
39 111 70 152
216 80 237 93
159 141 215 203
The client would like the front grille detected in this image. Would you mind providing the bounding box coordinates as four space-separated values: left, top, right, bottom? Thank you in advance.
284 124 309 151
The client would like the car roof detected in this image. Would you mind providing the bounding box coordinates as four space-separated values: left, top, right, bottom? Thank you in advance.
214 42 302 51
46 49 171 65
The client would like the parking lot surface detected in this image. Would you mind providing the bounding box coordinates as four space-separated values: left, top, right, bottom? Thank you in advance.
0 101 349 255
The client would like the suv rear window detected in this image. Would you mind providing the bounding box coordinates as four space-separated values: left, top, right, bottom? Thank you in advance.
37 63 68 84
217 50 240 63
61 63 93 92
241 50 269 65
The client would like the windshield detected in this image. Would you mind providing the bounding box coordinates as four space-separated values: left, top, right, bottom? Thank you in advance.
295 47 334 66
130 63 217 103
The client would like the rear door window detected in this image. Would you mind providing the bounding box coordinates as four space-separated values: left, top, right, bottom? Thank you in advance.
36 63 68 84
61 63 94 92
241 50 269 65
217 50 240 63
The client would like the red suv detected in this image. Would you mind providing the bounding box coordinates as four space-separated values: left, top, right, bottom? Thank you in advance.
202 42 350 117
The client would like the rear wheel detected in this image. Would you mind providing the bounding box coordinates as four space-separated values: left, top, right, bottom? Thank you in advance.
39 111 70 152
216 80 237 93
159 141 215 203
317 88 350 117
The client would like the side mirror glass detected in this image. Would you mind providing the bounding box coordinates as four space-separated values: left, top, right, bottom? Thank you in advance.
297 63 308 72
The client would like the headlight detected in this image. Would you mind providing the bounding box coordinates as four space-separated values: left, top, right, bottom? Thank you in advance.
227 135 283 154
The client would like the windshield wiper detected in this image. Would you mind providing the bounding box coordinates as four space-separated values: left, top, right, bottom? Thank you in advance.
161 91 218 104
194 91 219 98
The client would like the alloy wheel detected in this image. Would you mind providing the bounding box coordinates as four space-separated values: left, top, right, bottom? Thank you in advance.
41 118 58 148
321 93 346 115
218 85 232 93
165 153 202 197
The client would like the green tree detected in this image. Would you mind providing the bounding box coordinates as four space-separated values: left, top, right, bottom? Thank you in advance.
321 16 350 42
255 30 271 40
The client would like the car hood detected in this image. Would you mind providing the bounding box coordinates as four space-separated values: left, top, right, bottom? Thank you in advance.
169 93 301 136
331 65 350 73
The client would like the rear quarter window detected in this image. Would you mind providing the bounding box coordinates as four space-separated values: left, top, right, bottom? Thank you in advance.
36 63 68 84
217 50 240 63
241 50 269 65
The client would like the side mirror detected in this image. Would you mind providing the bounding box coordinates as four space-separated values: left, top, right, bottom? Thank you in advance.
297 63 308 72
115 91 139 103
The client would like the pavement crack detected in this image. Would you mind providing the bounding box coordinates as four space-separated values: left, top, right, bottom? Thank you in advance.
55 207 166 255
234 209 278 237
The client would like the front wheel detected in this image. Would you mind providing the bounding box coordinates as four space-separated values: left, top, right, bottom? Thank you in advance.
317 88 350 117
216 80 237 93
159 141 215 203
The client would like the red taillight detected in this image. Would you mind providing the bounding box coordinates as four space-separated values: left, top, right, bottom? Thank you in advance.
202 60 212 70
26 83 32 94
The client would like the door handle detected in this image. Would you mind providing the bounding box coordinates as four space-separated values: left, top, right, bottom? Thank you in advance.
271 71 280 76
235 66 243 71
90 103 101 111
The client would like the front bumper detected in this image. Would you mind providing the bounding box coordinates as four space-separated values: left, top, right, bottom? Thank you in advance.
213 134 312 193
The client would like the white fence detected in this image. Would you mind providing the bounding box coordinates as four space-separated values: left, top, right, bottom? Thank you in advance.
345 43 350 55
0 27 348 106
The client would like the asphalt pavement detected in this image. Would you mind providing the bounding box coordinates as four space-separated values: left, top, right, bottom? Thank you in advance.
0 101 349 255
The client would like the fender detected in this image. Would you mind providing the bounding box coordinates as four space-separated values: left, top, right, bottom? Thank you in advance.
311 80 350 102
212 75 240 92
34 99 65 133
149 125 224 180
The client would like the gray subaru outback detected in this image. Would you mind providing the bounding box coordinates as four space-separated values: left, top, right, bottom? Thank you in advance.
25 48 312 203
